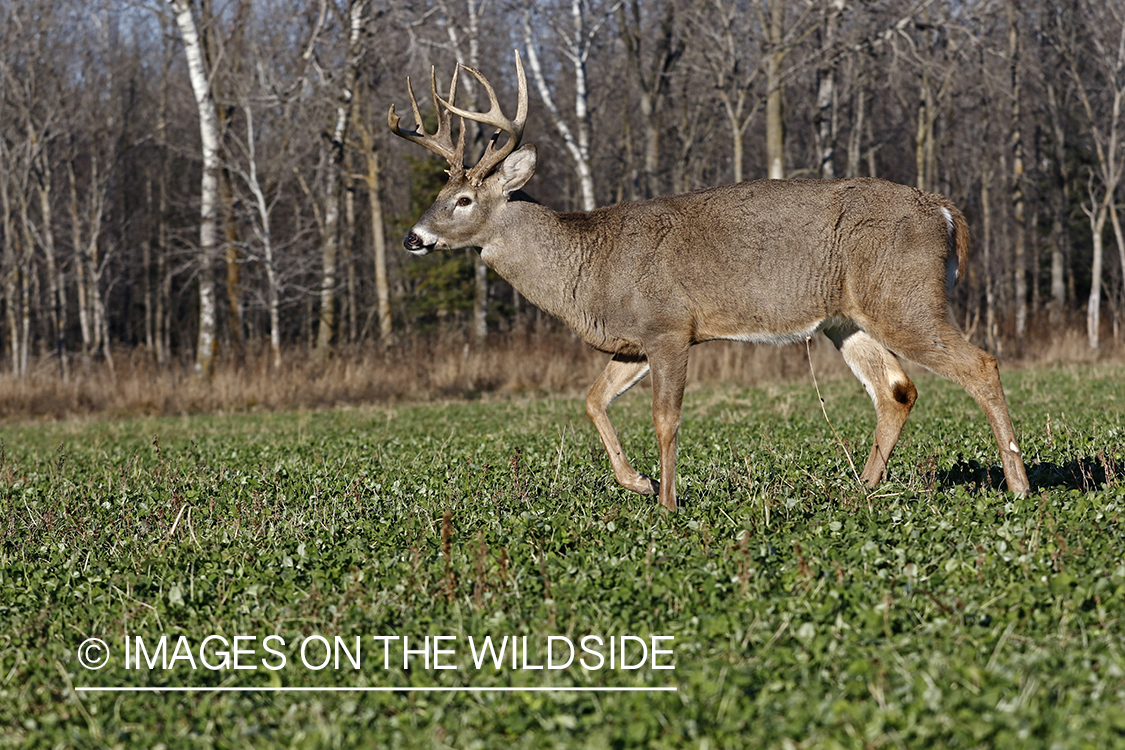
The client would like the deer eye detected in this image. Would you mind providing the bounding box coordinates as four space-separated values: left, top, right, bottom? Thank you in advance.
456 196 473 207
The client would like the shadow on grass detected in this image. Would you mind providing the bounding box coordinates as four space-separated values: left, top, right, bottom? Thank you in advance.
932 455 1117 494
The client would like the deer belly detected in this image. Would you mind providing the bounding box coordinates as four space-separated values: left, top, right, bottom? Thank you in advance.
699 316 851 346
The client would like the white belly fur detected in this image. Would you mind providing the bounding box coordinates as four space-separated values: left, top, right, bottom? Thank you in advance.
708 316 852 346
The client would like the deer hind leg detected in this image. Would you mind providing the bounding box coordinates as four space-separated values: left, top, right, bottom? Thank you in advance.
586 355 657 496
825 325 917 488
867 318 1031 495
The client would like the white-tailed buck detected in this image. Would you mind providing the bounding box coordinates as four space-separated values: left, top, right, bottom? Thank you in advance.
389 54 1030 511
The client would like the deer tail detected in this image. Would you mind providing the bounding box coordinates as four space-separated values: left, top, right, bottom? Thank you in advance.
940 202 970 285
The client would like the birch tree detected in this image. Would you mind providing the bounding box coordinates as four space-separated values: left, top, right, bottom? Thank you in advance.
167 0 221 378
314 0 365 360
1057 0 1125 348
522 0 619 211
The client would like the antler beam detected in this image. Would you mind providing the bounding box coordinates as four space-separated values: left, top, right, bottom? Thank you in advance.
436 52 528 185
387 66 465 174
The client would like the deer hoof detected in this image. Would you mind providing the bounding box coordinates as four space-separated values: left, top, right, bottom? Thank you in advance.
620 474 658 495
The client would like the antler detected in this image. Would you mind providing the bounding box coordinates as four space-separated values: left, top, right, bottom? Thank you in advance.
388 66 466 175
437 52 528 186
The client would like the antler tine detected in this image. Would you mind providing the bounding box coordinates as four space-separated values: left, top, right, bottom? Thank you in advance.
388 66 466 174
438 51 528 185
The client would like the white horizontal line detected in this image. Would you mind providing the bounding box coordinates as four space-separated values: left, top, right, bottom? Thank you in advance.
76 686 677 693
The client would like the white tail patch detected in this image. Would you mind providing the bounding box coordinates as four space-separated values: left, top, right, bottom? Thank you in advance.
941 206 954 234
942 208 959 290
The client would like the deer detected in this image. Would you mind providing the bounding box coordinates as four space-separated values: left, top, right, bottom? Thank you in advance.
388 53 1031 512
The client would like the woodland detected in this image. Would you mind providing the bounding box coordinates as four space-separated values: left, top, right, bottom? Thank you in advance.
2 0 1124 392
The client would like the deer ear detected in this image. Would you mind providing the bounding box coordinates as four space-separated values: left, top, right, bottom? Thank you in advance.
496 144 536 196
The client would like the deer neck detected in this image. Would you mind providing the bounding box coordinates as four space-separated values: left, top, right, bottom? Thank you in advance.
479 200 592 328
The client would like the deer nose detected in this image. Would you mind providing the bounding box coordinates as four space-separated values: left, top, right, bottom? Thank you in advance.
404 231 424 251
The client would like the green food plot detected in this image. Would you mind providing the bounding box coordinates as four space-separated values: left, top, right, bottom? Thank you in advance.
1 364 1123 748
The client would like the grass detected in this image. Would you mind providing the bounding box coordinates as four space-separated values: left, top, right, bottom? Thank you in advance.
0 362 1123 748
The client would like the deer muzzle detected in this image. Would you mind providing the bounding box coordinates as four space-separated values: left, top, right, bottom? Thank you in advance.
403 230 432 256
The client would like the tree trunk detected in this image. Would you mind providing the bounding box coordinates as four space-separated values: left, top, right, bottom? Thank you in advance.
356 130 392 345
914 74 932 191
345 179 358 345
34 152 67 379
523 3 598 210
239 103 282 372
816 0 844 179
847 87 864 178
314 0 364 360
982 169 1000 355
315 133 342 358
66 158 91 356
765 0 786 179
618 0 680 198
168 0 220 379
0 160 18 373
1008 3 1027 346
143 175 155 356
1045 80 1069 325
1086 201 1106 349
221 169 244 353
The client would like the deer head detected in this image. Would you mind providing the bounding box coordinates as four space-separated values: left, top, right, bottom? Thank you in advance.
389 53 533 256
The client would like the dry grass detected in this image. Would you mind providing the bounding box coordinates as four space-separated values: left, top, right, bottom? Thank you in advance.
0 325 1118 422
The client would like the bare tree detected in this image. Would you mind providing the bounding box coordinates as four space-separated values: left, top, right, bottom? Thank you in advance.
167 0 222 377
765 0 787 179
433 0 493 346
691 0 766 184
1007 0 1028 346
814 0 846 179
522 0 620 211
314 0 366 360
354 116 393 346
1040 34 1073 325
1057 0 1125 348
617 0 682 198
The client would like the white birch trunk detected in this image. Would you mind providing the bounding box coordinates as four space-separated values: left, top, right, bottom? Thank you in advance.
168 0 220 378
1086 199 1106 350
523 5 597 211
315 0 364 358
240 105 283 372
765 0 786 180
34 152 67 379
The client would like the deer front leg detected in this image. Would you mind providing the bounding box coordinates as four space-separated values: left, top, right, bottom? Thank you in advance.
586 355 656 495
648 339 691 512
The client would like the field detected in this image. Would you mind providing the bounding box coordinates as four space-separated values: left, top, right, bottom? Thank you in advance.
1 362 1123 748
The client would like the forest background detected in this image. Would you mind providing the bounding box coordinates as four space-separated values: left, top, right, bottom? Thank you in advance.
2 0 1124 418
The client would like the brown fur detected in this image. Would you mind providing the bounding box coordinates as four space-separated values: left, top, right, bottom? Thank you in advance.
394 65 1031 510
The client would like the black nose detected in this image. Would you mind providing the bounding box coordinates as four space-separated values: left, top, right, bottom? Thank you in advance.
404 231 424 251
